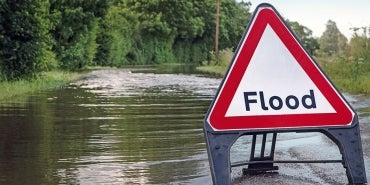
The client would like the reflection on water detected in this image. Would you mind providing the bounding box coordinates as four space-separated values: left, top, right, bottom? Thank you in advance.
0 69 220 185
1 68 368 184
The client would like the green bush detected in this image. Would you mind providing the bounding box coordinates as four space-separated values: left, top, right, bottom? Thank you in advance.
50 0 109 71
0 0 54 80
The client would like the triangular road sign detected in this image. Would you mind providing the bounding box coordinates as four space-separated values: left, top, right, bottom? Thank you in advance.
206 4 354 131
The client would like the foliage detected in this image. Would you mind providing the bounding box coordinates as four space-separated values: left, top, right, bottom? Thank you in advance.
318 20 348 56
348 27 370 63
286 20 319 55
314 21 370 93
94 0 251 66
0 70 81 101
196 48 234 78
198 18 370 93
122 0 207 64
95 5 136 66
50 0 109 71
2 0 370 94
0 0 55 80
219 1 251 49
0 0 251 79
317 56 370 94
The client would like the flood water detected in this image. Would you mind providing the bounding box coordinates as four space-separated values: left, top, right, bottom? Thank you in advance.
0 68 219 185
0 68 369 185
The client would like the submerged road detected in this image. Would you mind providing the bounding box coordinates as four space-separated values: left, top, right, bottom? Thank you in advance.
0 68 367 184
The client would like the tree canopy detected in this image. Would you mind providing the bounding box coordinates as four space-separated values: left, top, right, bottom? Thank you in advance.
286 20 319 55
319 20 348 56
0 0 54 79
0 1 368 82
0 0 252 80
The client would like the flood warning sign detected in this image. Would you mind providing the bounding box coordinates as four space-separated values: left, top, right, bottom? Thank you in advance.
206 6 354 131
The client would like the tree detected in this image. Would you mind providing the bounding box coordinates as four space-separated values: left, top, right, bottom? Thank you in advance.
50 0 109 70
219 0 251 50
348 27 370 74
287 20 319 55
122 0 207 64
319 20 348 56
166 0 251 64
95 4 138 66
0 0 55 80
349 27 370 58
93 0 251 66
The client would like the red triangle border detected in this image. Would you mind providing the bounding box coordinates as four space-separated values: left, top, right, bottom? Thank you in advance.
207 6 354 131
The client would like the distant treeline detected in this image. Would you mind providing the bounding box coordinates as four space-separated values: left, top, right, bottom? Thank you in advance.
0 0 250 80
0 0 369 82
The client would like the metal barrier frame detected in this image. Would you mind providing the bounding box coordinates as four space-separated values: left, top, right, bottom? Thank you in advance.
204 116 367 185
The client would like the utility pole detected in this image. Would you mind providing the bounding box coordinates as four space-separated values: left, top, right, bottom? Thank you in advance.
215 0 220 63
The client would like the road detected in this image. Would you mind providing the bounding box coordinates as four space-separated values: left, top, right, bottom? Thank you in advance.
230 94 370 185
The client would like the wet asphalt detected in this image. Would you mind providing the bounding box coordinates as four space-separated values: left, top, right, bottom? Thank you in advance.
230 95 370 185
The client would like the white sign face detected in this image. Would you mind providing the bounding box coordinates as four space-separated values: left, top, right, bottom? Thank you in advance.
225 25 335 117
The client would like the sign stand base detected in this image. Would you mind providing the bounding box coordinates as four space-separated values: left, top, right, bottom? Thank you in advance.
204 117 367 185
242 133 278 175
205 126 239 185
322 117 367 184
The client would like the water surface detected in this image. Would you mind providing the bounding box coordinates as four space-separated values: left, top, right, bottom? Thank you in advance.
0 69 220 184
0 68 369 184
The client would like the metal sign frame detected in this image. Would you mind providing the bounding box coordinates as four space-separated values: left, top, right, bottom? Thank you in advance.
204 3 367 185
204 119 366 184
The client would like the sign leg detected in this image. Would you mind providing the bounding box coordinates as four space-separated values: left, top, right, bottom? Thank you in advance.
322 119 367 184
243 133 279 174
205 131 239 185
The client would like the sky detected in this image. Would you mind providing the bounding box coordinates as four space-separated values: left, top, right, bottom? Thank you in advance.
245 0 370 39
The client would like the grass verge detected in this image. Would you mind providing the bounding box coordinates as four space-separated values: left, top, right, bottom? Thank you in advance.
196 49 233 78
0 71 82 101
318 58 370 94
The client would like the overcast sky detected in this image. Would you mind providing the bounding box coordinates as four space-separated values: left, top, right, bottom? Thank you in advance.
245 0 370 39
